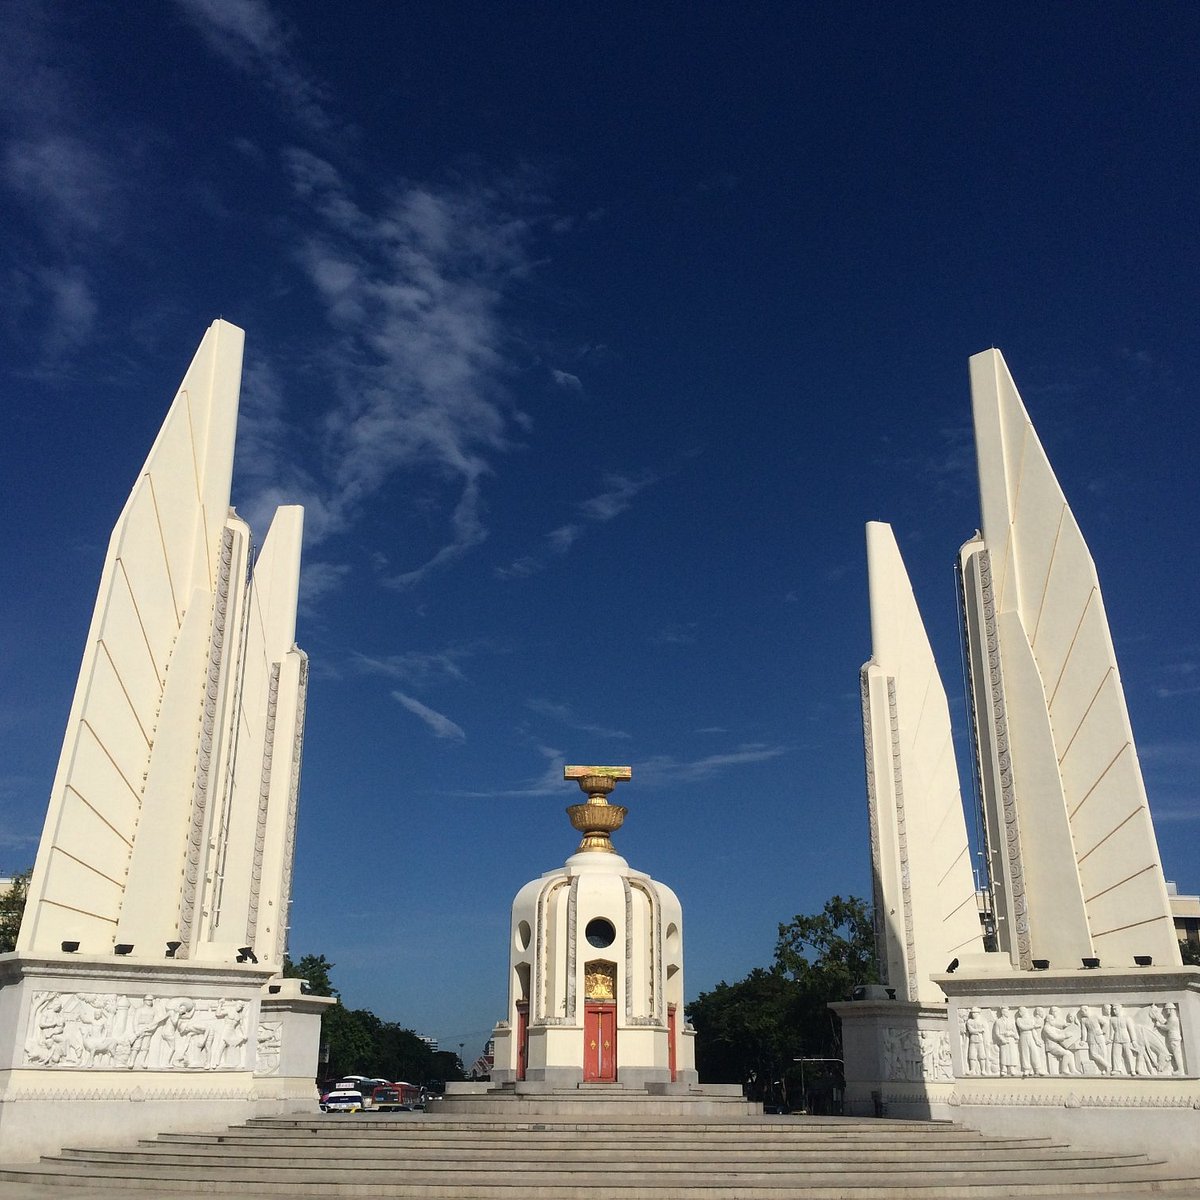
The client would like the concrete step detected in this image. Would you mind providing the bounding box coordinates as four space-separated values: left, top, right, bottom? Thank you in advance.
2 1113 1198 1198
54 1137 1152 1166
161 1128 1064 1149
3 1163 1199 1198
114 1142 1096 1162
252 1114 945 1131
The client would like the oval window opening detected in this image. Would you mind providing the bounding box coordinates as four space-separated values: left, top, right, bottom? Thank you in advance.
516 920 532 952
585 918 615 949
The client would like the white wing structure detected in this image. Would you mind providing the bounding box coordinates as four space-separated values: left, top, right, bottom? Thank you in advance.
861 522 985 1001
959 349 1178 970
18 320 307 969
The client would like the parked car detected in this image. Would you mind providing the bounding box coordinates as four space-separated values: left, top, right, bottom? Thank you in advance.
320 1087 363 1114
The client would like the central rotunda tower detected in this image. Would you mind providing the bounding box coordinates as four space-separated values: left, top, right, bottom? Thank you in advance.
489 766 697 1088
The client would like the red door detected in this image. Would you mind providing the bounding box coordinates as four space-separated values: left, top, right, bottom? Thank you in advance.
584 1004 616 1082
516 1002 528 1081
668 1004 678 1082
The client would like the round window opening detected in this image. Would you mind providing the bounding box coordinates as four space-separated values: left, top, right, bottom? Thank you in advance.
585 918 616 949
516 920 531 952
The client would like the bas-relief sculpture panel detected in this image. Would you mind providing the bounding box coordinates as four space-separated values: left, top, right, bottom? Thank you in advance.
958 1002 1186 1079
255 1020 282 1076
882 1026 954 1082
24 992 251 1071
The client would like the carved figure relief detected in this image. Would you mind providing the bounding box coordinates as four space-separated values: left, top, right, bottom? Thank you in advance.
584 960 616 1001
24 991 254 1071
882 1026 953 1082
255 1020 282 1076
957 1002 1186 1078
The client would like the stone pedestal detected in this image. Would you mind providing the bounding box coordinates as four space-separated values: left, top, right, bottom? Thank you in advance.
0 953 330 1162
253 977 336 1106
931 965 1200 1165
830 999 956 1119
836 967 1200 1167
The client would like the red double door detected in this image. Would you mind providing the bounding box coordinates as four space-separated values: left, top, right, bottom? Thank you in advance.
584 1003 616 1082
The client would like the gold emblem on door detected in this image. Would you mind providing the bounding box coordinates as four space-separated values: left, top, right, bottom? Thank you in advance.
584 959 616 1000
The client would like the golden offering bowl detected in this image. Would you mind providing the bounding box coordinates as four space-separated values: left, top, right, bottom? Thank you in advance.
568 802 627 833
566 801 628 852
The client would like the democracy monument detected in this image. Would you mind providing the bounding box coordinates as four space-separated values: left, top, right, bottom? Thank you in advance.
439 765 758 1115
488 765 697 1091
838 348 1198 1160
0 323 1196 1193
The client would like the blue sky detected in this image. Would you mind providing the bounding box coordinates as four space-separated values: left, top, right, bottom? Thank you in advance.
1 2 1198 1059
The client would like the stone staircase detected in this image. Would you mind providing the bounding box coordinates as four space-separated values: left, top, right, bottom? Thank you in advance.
2 1111 1199 1197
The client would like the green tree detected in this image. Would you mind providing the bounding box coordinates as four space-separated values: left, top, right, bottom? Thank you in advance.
1181 941 1200 968
687 895 879 1111
374 1022 437 1083
283 953 339 997
0 868 32 953
282 951 467 1086
686 967 800 1103
774 894 879 996
323 1006 375 1079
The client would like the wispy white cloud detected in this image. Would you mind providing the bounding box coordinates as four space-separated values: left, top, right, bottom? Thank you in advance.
551 368 582 392
36 265 96 357
1153 660 1200 699
579 472 655 522
298 560 351 613
493 555 544 582
172 0 334 133
651 622 698 646
496 471 656 579
274 149 543 585
1149 806 1200 824
526 699 630 740
461 740 789 798
546 524 582 554
0 8 128 366
1138 740 1200 770
170 2 550 591
635 743 789 785
354 647 473 686
876 424 975 497
495 523 583 580
3 134 121 242
392 690 465 741
462 745 566 796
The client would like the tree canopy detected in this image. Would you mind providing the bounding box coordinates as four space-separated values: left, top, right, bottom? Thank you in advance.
284 952 465 1085
0 868 31 953
686 894 878 1112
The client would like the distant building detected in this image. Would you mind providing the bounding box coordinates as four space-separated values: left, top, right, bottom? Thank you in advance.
418 1035 439 1053
1167 881 1200 952
469 1038 494 1081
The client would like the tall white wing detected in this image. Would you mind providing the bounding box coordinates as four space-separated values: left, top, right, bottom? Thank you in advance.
200 505 307 968
861 522 985 1002
964 349 1178 967
19 321 244 955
